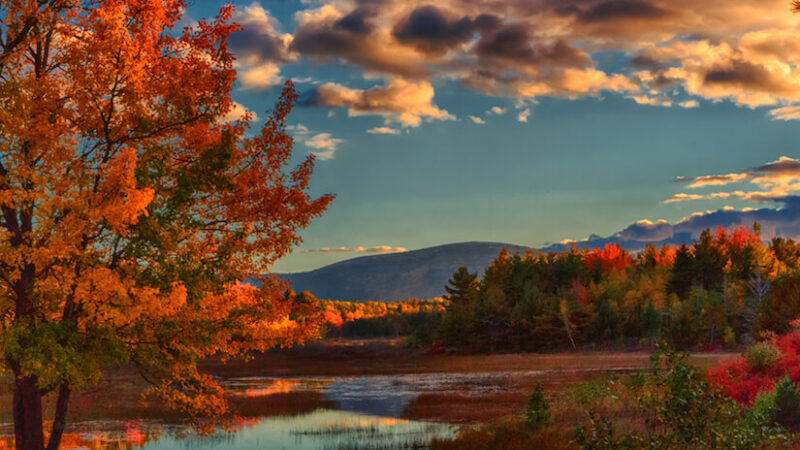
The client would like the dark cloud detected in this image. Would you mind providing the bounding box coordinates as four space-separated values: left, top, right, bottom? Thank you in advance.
703 60 782 92
475 24 589 68
334 4 379 35
393 6 476 55
576 0 673 22
754 157 800 177
291 14 426 78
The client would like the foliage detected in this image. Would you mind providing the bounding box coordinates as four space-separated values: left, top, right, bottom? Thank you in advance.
0 1 332 448
573 344 789 449
525 384 552 429
709 331 800 405
745 342 783 372
434 224 794 352
773 375 800 431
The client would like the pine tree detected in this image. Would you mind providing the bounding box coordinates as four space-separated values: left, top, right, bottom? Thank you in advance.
669 244 694 300
443 266 480 306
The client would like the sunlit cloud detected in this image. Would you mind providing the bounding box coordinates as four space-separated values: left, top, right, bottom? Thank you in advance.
487 106 506 115
303 78 455 127
468 115 486 124
668 156 800 204
367 126 402 135
304 245 408 253
221 101 258 123
664 193 703 203
281 0 800 121
231 2 294 90
517 108 531 122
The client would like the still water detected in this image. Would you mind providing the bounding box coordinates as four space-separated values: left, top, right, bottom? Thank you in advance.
1 374 478 450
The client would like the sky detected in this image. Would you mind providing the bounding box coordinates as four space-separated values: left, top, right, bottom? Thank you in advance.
184 0 800 273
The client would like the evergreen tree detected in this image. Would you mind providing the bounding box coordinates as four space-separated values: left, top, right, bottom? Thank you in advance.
641 300 661 344
693 229 726 292
443 266 480 306
669 244 694 300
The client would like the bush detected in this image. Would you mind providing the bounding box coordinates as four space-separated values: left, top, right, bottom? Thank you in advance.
748 388 777 426
525 384 552 429
774 375 800 431
744 342 782 372
571 379 610 411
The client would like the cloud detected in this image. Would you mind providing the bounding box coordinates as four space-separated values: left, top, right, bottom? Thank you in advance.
664 193 703 203
545 196 800 253
392 5 477 55
276 0 800 117
770 105 800 120
367 126 402 135
221 101 258 123
304 133 345 160
304 245 407 254
287 124 343 160
303 78 455 127
517 108 531 122
487 106 506 115
468 115 486 124
238 62 282 91
668 156 800 204
684 172 749 188
231 3 294 90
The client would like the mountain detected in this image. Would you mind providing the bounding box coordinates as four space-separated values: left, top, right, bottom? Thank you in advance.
278 242 533 302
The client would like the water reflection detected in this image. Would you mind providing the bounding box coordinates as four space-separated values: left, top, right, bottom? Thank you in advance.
144 410 456 450
0 410 456 450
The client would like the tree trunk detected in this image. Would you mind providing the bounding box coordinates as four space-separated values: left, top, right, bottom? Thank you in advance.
46 383 71 450
13 375 45 450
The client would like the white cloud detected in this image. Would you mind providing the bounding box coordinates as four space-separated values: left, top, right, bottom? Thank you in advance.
221 101 258 123
304 133 344 160
487 106 506 115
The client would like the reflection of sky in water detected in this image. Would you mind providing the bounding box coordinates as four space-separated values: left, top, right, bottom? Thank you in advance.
141 410 457 450
224 371 532 418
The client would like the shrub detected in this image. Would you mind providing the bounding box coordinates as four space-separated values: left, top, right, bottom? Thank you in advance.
744 342 782 372
525 384 552 429
571 379 610 411
748 388 777 426
774 376 800 431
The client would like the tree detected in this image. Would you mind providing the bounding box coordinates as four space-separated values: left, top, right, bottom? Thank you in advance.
0 1 332 449
668 244 694 300
443 266 479 306
693 229 726 292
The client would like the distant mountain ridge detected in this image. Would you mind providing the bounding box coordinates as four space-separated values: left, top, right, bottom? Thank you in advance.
276 232 708 302
278 241 533 302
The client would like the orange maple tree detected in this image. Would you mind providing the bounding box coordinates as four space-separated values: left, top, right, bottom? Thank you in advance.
0 1 332 449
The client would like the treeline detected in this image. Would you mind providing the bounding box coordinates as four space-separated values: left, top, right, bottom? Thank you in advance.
437 223 800 352
282 292 446 340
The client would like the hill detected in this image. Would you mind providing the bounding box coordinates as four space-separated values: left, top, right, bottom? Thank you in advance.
278 242 533 302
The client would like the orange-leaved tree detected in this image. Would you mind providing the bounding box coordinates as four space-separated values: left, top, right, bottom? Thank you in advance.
0 1 333 449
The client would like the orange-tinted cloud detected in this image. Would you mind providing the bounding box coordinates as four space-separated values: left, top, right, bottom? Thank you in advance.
305 78 455 127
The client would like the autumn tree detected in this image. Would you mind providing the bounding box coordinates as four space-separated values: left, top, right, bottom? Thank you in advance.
0 1 332 449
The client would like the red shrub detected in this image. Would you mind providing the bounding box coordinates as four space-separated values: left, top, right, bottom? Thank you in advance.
709 332 800 405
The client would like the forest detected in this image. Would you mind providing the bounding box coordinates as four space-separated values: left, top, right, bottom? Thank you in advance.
315 223 800 353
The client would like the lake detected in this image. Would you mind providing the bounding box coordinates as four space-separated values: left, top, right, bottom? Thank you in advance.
0 351 737 449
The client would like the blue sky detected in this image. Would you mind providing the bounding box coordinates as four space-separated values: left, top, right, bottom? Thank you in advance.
185 0 800 273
